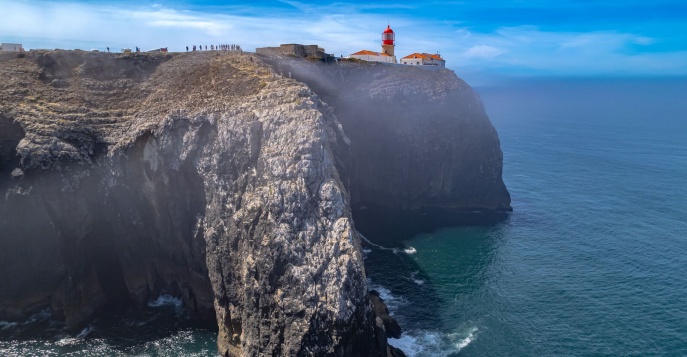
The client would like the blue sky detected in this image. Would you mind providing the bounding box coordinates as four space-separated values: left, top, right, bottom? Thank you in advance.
2 0 686 83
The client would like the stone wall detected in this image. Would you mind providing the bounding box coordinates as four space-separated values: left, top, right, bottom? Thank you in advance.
256 44 327 60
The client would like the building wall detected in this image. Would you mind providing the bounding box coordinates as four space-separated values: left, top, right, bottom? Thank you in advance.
350 54 397 63
256 47 283 56
400 58 422 66
381 44 395 57
400 57 445 67
256 44 327 59
0 43 23 52
423 58 446 67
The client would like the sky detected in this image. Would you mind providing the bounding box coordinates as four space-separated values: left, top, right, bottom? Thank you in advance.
2 0 687 83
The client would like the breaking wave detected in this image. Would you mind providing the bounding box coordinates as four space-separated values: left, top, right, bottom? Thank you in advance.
0 309 52 331
148 293 183 309
148 293 186 319
56 325 95 346
369 280 478 357
454 326 478 351
0 321 18 331
387 327 479 357
25 309 51 324
77 325 94 339
409 271 424 285
388 331 447 357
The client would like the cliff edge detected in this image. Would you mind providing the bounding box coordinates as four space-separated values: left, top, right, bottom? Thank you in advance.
268 57 511 240
0 50 508 355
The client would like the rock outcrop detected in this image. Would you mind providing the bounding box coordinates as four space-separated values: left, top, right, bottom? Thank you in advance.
0 50 510 355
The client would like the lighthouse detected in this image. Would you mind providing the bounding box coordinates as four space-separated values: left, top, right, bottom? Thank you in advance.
381 25 395 57
349 24 398 63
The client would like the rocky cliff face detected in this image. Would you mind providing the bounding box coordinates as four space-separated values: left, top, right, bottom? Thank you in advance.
268 58 511 240
0 50 508 355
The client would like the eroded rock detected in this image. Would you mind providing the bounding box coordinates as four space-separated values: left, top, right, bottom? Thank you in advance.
0 51 510 356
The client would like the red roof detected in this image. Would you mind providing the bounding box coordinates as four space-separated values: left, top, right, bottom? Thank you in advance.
401 52 444 60
383 25 394 34
351 50 390 56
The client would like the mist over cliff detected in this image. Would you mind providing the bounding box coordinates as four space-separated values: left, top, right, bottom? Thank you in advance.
0 50 509 356
268 57 511 241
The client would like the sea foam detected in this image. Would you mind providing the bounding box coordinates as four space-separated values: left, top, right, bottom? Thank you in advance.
148 293 183 309
388 327 478 357
0 321 18 330
24 309 51 324
369 279 478 356
453 326 478 351
55 325 94 346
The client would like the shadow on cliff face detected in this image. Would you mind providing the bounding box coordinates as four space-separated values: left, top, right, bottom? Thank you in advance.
264 57 511 242
0 114 24 176
0 127 216 330
355 206 510 246
1 51 215 329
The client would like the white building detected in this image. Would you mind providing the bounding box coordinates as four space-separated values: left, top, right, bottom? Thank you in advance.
350 50 396 63
349 25 398 64
400 53 446 67
0 43 24 52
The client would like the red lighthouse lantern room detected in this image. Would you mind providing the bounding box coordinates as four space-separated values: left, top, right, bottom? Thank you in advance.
382 25 395 45
381 25 396 57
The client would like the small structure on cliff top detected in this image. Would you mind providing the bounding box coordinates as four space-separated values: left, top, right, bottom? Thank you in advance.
400 52 446 67
256 43 334 61
350 25 398 64
0 43 24 52
146 47 169 53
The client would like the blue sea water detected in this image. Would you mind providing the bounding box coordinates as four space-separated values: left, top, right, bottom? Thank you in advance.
0 295 218 356
2 78 686 356
366 78 687 356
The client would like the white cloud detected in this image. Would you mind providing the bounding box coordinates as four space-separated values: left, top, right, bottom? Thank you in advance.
558 32 653 50
443 26 687 77
1 1 684 77
122 8 231 35
464 45 506 59
633 36 654 46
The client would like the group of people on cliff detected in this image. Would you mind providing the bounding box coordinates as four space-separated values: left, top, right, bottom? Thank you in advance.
186 44 241 52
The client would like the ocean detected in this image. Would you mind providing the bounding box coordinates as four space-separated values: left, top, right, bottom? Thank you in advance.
2 78 686 356
369 78 687 356
0 295 218 356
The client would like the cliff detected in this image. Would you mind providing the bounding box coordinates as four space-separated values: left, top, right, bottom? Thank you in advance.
0 50 508 355
267 58 511 240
